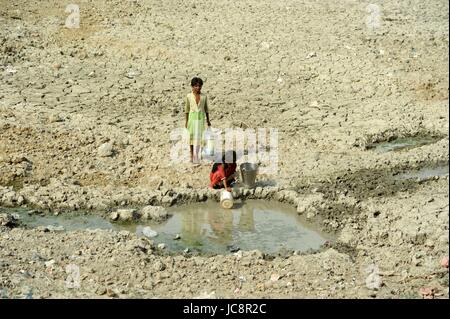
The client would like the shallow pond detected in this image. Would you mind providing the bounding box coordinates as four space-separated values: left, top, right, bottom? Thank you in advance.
395 163 449 180
367 136 442 153
6 200 332 255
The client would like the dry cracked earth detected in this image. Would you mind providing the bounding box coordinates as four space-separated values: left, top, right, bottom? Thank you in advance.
0 0 448 299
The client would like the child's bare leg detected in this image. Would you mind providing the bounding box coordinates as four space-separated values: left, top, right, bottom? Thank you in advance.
194 145 201 162
193 145 199 163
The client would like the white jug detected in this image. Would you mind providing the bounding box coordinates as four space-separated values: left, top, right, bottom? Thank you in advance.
203 127 215 157
220 190 234 209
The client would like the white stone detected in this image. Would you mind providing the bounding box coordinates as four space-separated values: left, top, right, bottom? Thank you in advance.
140 205 169 222
306 212 316 219
98 143 113 157
365 272 382 290
142 226 158 238
116 208 138 221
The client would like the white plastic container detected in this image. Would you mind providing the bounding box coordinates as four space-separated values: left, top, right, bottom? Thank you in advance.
202 127 216 158
220 190 234 209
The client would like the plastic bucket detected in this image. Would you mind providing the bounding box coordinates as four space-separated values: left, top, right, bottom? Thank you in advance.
240 162 258 188
220 190 234 209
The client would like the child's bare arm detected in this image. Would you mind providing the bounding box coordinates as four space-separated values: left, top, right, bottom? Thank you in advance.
225 173 236 181
223 178 231 192
185 96 189 128
205 96 211 126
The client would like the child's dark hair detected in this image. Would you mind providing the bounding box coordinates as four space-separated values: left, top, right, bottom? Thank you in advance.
211 151 236 173
191 77 203 87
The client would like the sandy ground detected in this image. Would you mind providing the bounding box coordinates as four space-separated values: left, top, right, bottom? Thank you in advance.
0 0 448 298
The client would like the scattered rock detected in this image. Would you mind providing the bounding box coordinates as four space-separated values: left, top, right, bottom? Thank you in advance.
306 212 316 219
143 279 153 289
5 65 17 74
96 287 107 295
48 114 63 123
106 288 117 298
194 291 216 299
140 205 169 222
46 225 65 232
152 260 166 272
365 272 382 290
270 274 280 282
109 211 119 221
113 208 139 222
98 143 114 157
118 230 131 238
227 245 240 253
0 213 19 227
419 287 435 299
260 41 271 50
142 226 158 238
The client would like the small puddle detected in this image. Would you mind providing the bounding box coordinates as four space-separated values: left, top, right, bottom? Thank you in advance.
367 136 442 153
394 163 449 180
5 200 332 255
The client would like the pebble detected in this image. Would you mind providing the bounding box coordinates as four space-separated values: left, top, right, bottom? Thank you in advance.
98 143 114 157
46 225 65 232
270 274 280 282
306 212 316 219
142 227 158 238
106 288 117 298
96 287 106 295
152 260 166 272
365 272 382 290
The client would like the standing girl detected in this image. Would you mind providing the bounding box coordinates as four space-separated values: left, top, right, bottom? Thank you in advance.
185 77 211 163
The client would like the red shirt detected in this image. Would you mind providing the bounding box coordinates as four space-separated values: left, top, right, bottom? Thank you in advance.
209 163 236 188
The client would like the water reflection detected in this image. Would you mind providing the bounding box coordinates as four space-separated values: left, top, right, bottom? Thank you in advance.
180 209 207 247
179 202 256 247
207 208 233 246
237 203 255 232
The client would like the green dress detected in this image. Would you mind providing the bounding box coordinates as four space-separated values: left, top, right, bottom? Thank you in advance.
185 92 209 146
